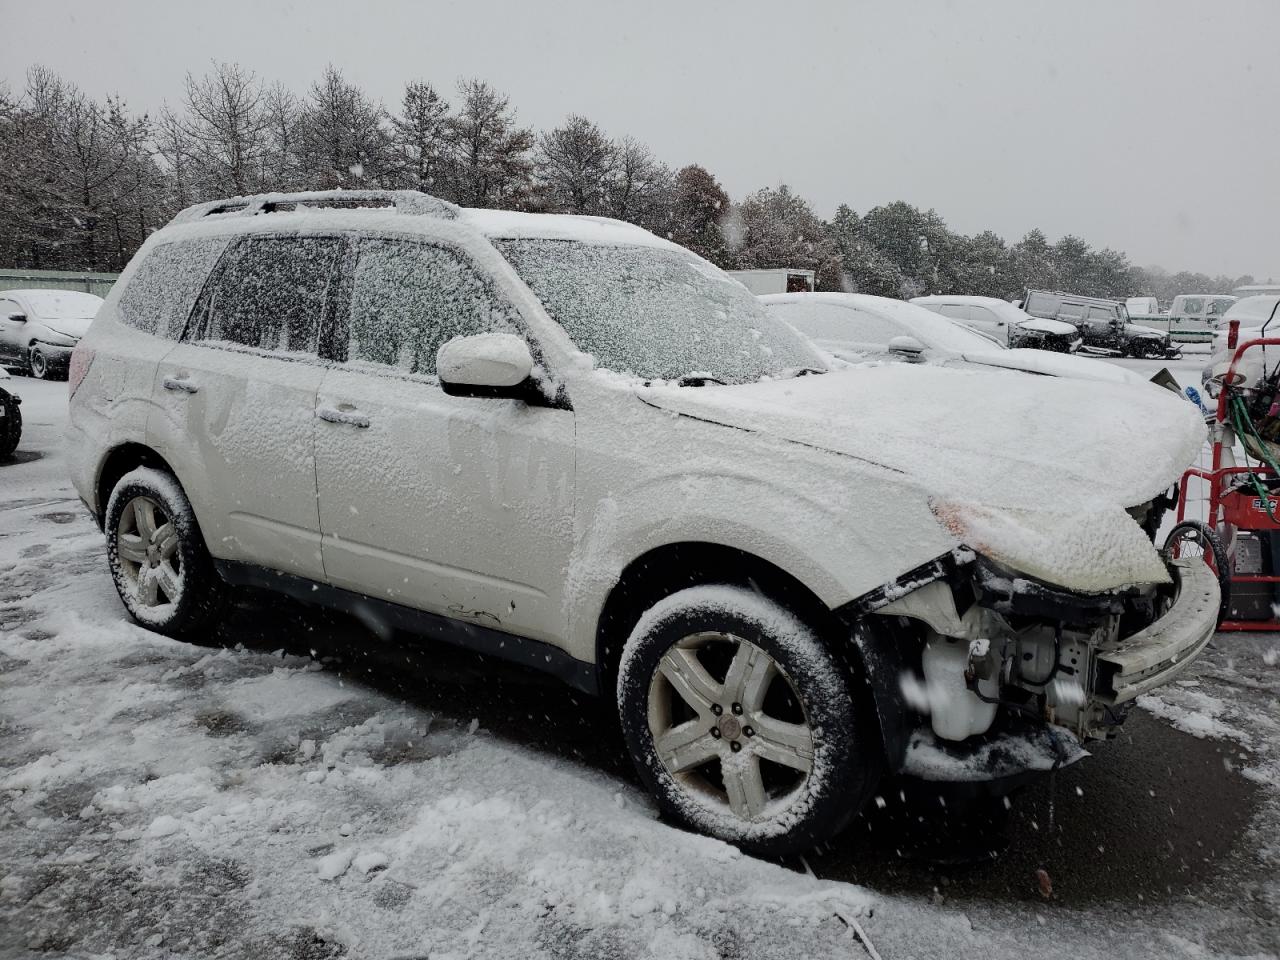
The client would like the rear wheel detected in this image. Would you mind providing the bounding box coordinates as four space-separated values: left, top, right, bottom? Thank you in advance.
617 584 879 857
105 467 227 637
1163 520 1230 625
0 389 21 458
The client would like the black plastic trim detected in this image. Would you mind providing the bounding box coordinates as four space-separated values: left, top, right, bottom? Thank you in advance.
214 559 598 695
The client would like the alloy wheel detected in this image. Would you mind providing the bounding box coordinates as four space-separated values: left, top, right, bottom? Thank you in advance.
646 631 814 821
115 494 183 607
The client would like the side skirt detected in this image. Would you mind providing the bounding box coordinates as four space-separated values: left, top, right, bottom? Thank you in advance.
213 559 599 695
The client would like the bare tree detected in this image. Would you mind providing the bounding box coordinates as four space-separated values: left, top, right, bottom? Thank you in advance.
171 62 269 196
447 79 534 208
260 82 302 191
391 81 450 195
296 65 392 189
604 136 672 229
536 115 615 214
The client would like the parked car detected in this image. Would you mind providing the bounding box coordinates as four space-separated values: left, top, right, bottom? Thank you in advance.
1202 295 1280 393
763 293 1151 387
0 289 104 379
910 295 1081 351
0 367 21 458
1134 294 1237 345
67 189 1216 857
1021 288 1174 358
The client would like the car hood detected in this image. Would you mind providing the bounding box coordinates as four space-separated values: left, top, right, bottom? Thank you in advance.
1014 316 1078 337
1128 323 1167 339
637 365 1205 592
956 349 1150 386
40 316 92 339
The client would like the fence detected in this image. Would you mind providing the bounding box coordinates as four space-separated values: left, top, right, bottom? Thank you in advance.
0 269 119 298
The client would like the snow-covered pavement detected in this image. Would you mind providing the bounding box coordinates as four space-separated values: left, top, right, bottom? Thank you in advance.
2 373 1279 959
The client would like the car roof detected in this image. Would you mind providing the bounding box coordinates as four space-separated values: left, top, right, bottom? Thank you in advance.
159 189 682 254
762 292 948 323
911 295 1008 306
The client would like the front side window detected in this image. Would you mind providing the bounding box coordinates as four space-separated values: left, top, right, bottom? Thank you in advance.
344 239 517 377
497 239 823 383
1087 306 1114 321
194 236 342 353
118 237 231 338
1208 298 1234 316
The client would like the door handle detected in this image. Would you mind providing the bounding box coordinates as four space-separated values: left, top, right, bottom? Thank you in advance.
163 375 198 394
317 405 371 428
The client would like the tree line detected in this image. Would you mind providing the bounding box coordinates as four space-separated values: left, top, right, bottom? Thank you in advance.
0 62 1258 304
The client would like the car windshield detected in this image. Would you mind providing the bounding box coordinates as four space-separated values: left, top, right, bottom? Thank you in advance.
21 290 103 319
495 238 825 383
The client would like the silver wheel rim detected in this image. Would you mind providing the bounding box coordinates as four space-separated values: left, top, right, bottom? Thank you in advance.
115 495 183 608
30 349 45 378
647 632 815 823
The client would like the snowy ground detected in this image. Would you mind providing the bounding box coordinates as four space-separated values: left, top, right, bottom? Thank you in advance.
2 366 1279 959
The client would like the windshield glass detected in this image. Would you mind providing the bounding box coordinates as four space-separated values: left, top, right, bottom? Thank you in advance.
495 239 824 383
22 290 103 319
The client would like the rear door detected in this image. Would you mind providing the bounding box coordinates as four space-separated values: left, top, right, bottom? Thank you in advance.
313 234 576 645
147 234 342 581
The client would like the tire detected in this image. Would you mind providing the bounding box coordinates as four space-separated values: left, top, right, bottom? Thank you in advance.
105 466 227 638
1163 520 1230 625
28 346 51 380
0 389 20 458
617 584 879 857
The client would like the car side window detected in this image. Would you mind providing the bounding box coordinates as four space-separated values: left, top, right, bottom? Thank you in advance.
191 236 342 354
938 304 971 322
969 306 1000 325
0 298 20 320
1058 303 1086 321
343 238 517 378
1208 298 1233 316
117 237 233 338
1086 306 1113 321
1182 297 1204 315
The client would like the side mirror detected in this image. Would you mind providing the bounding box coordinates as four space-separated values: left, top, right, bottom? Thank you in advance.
437 332 535 399
888 335 926 357
6 313 26 323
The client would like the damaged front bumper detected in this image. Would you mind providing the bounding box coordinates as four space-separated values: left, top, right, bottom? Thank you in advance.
848 551 1220 783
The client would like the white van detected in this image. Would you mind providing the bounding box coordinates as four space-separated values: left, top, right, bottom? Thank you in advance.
1152 294 1238 344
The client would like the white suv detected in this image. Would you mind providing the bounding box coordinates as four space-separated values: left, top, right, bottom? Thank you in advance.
68 190 1218 856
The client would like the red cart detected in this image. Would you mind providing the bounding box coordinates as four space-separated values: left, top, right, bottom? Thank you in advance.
1169 320 1280 630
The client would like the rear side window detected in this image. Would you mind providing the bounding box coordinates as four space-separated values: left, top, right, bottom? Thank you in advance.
117 237 231 337
193 236 342 353
769 302 903 345
1023 292 1059 318
342 238 517 377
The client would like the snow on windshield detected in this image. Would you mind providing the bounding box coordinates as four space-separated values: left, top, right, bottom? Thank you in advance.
21 289 103 320
496 239 824 383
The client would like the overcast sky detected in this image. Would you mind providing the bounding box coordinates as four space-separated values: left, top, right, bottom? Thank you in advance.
7 0 1278 279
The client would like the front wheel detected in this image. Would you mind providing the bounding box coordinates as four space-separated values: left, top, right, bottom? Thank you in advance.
617 585 879 857
105 467 227 637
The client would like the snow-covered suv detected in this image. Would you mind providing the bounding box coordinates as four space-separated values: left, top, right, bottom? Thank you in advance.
67 190 1219 856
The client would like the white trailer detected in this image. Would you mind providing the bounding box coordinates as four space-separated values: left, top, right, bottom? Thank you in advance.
727 268 815 295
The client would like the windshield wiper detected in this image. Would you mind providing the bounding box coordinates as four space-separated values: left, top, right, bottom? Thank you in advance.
675 374 727 387
791 367 826 378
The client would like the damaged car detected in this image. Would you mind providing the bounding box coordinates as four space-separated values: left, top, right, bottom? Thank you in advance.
66 189 1217 857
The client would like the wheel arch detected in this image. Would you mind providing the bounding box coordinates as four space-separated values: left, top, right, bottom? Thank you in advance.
94 442 180 530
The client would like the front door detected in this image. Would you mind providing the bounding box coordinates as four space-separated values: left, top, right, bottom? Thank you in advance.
313 235 576 646
147 235 342 582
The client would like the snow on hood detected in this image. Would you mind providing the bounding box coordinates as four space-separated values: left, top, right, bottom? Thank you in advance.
1129 323 1167 339
639 365 1205 592
1015 316 1078 336
40 316 92 340
958 349 1151 386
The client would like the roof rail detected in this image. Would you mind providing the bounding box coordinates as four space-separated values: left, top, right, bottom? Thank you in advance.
170 189 459 225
